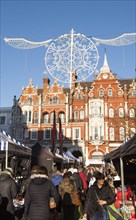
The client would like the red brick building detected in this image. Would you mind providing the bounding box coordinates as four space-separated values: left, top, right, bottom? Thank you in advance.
10 54 136 165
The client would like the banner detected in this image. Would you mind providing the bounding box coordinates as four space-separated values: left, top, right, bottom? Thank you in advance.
51 110 56 153
59 117 63 155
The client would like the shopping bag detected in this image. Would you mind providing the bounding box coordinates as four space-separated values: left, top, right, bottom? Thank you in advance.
107 203 123 220
120 205 131 220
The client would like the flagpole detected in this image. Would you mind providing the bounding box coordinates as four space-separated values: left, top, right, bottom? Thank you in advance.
5 141 8 168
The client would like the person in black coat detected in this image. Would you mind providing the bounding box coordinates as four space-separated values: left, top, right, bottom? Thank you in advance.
83 172 116 220
21 166 59 220
0 168 17 220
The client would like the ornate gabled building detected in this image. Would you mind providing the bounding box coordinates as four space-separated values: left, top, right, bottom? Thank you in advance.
9 54 136 165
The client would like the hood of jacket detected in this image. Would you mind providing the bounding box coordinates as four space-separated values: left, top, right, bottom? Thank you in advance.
30 173 48 185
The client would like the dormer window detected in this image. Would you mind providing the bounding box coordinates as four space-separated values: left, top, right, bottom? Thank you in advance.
28 98 32 105
52 96 58 104
77 93 82 99
132 90 136 97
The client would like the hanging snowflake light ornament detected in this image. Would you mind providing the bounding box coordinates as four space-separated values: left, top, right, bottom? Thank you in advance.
45 29 99 85
4 30 136 88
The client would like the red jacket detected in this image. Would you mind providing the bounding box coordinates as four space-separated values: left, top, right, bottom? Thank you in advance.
79 172 88 190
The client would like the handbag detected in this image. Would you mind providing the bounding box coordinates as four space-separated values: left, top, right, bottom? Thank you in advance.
50 197 56 209
107 204 123 220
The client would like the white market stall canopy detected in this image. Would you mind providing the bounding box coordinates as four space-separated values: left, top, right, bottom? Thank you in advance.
0 129 31 157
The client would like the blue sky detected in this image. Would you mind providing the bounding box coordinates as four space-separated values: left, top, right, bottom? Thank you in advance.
1 0 136 107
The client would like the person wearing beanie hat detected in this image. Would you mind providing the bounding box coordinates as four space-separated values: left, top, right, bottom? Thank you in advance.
0 168 17 220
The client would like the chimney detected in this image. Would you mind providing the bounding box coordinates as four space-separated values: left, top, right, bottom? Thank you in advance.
43 78 50 93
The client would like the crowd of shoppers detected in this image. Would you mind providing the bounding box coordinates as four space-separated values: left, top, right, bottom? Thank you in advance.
0 164 135 220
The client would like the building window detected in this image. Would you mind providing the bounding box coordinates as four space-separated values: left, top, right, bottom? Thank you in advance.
99 89 104 97
108 89 113 97
43 113 49 123
0 116 6 125
52 96 58 104
73 128 80 140
109 127 114 141
129 108 135 118
57 128 64 140
92 151 103 160
94 127 98 140
77 93 82 99
50 112 54 123
28 111 31 122
44 129 51 140
132 90 136 97
80 110 84 119
24 110 32 123
59 112 65 123
74 111 79 120
119 127 125 141
93 107 99 116
130 127 136 137
119 107 124 117
31 129 38 140
28 98 32 105
34 112 38 124
109 108 114 118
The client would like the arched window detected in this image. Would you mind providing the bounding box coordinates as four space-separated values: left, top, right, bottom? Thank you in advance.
34 112 38 124
77 93 82 99
52 96 58 104
119 127 125 141
132 90 136 97
80 110 84 119
43 113 49 124
74 111 79 120
28 98 32 105
119 107 124 117
50 112 54 123
109 127 114 141
99 89 104 97
129 108 135 118
59 112 65 123
130 127 136 137
92 151 103 160
109 108 114 118
108 89 113 97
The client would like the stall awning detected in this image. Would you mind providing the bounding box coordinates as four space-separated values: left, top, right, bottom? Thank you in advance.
0 130 31 157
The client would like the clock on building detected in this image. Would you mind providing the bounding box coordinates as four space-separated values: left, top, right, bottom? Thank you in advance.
102 73 108 79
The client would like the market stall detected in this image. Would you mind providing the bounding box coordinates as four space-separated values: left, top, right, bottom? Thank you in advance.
104 133 136 217
0 129 31 174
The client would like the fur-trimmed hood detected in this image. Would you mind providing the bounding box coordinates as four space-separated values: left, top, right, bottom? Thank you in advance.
30 173 48 179
30 173 49 185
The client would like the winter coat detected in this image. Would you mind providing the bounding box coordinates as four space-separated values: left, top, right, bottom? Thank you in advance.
59 177 77 206
79 171 88 190
0 172 17 216
72 172 82 192
23 174 59 220
84 180 116 218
